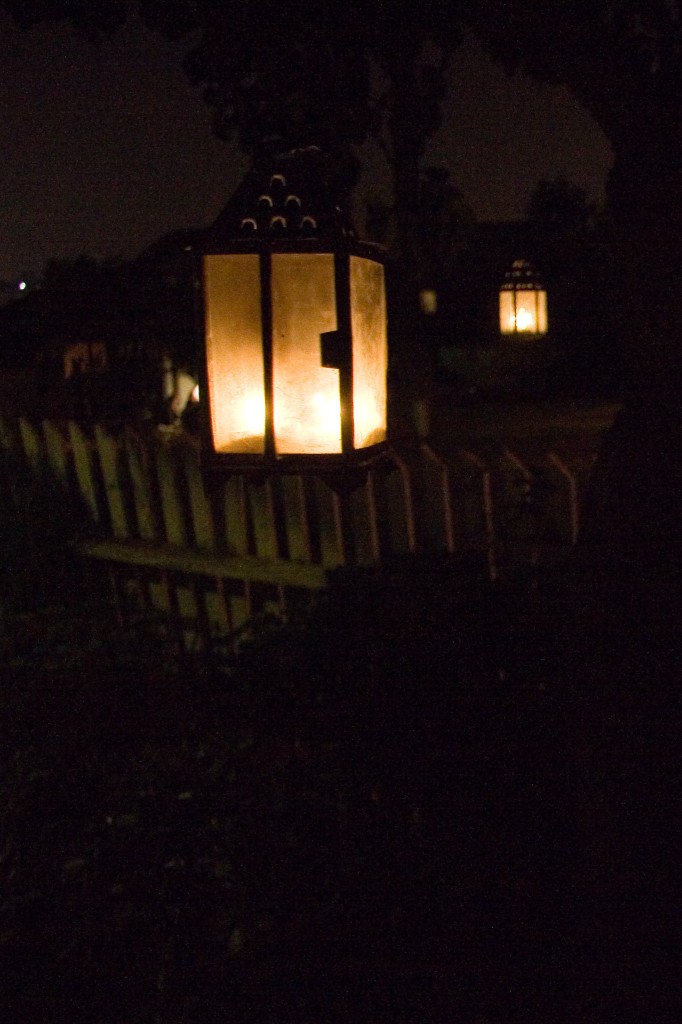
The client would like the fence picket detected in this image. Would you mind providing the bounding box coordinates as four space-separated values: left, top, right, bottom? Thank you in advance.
153 441 197 648
222 474 251 630
182 442 216 550
336 476 379 567
248 477 278 561
95 425 129 539
247 476 284 616
496 447 537 566
224 475 249 556
381 453 416 557
420 443 456 554
18 418 43 476
181 444 229 647
124 428 157 541
313 477 344 569
155 442 187 546
457 451 497 579
68 421 101 523
42 420 68 486
1 410 610 649
280 474 312 563
175 583 200 653
547 451 580 546
203 585 231 642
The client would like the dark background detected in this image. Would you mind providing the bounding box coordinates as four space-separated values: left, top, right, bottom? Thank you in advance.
0 11 612 281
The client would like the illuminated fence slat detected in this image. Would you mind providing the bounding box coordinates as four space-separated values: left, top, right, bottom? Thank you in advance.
314 477 345 569
42 419 69 486
95 424 130 540
18 418 42 475
222 474 251 634
1 414 605 652
68 420 101 523
123 427 157 541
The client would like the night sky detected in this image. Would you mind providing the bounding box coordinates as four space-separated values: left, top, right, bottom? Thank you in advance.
0 11 612 282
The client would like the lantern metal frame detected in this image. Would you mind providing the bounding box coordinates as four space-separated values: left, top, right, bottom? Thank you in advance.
197 153 389 477
499 259 548 338
198 235 388 477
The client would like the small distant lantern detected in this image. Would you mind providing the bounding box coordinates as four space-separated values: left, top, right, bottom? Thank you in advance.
200 150 388 470
499 259 548 337
419 288 438 315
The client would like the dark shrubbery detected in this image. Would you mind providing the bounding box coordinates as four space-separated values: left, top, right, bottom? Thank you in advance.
1 549 581 1024
1 444 680 1022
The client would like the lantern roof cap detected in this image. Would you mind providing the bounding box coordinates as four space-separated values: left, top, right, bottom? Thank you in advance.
501 258 544 289
205 147 360 247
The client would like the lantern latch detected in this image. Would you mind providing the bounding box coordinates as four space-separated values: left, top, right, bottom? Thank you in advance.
321 330 343 369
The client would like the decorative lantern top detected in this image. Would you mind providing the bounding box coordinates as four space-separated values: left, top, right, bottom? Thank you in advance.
205 146 358 248
502 259 543 291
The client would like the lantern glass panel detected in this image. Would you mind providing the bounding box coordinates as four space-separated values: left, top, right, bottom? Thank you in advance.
204 254 265 453
499 289 515 334
272 253 341 455
537 289 548 333
350 255 388 448
514 292 537 333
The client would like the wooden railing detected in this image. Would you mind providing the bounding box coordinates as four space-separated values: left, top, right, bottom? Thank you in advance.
1 410 612 653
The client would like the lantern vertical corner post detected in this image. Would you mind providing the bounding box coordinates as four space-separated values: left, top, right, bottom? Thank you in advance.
200 244 268 468
195 252 213 467
499 259 548 339
332 250 354 455
259 248 275 460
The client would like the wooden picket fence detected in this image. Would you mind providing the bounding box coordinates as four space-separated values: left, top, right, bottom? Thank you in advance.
1 411 611 654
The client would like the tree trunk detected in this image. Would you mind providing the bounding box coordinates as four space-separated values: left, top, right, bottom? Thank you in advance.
384 68 434 439
581 135 682 627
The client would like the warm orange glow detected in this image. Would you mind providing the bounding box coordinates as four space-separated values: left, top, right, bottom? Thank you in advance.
499 287 548 336
204 248 387 458
239 390 266 434
537 289 548 333
514 306 533 331
204 254 265 453
350 255 387 448
272 253 342 454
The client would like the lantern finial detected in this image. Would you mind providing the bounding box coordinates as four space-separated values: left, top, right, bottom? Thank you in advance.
206 146 357 247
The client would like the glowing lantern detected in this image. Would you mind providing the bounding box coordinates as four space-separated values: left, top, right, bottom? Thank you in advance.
200 151 388 469
419 288 438 315
499 259 548 337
